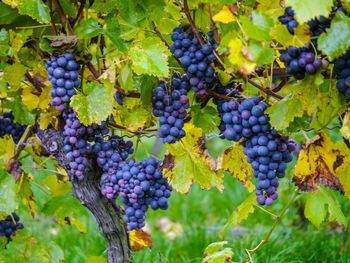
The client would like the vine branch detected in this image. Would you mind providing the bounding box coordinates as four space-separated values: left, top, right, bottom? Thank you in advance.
183 0 205 45
247 79 283 100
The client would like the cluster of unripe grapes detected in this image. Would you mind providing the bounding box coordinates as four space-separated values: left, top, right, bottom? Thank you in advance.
170 27 217 94
152 74 190 143
0 213 23 239
45 53 80 111
0 111 26 143
215 96 295 205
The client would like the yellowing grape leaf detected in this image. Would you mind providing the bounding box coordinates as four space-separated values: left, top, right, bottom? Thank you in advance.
18 173 36 217
130 229 152 251
286 0 333 23
340 111 350 140
3 63 27 90
22 85 51 111
271 24 311 48
256 0 283 18
217 143 254 192
227 38 256 75
163 123 224 194
38 109 60 130
0 136 15 166
41 175 71 197
202 241 233 263
294 134 344 193
304 186 347 228
71 82 114 125
219 193 256 237
213 6 236 24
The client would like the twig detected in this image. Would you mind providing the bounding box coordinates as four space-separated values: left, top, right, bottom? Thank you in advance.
107 122 158 135
183 0 204 45
47 0 58 35
13 126 34 160
247 79 283 100
53 0 74 35
24 73 45 93
254 204 278 219
240 190 298 263
86 61 100 79
72 0 86 26
273 76 290 92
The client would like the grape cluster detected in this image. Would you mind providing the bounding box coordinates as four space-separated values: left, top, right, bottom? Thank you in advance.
170 27 217 94
152 74 190 143
280 47 322 79
278 7 298 34
0 213 24 239
0 111 26 143
100 158 172 230
62 110 109 179
216 96 295 205
244 133 295 205
45 53 80 111
334 51 350 98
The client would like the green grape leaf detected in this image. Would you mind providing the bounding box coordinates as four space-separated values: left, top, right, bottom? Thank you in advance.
318 12 350 60
220 193 256 236
91 0 118 13
202 241 234 263
136 74 158 107
71 82 114 125
129 37 169 77
104 14 128 52
271 24 311 47
0 169 18 214
5 95 36 125
118 62 134 92
163 123 224 194
58 0 77 18
240 16 271 41
304 186 347 228
75 18 103 38
248 41 275 66
265 95 304 131
18 0 50 23
0 31 10 57
3 62 27 89
0 2 21 25
285 0 333 23
190 105 221 134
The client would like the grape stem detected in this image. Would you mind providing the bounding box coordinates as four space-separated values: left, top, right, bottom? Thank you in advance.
247 79 283 100
53 0 74 35
183 0 205 45
47 0 58 35
240 190 299 263
72 0 87 26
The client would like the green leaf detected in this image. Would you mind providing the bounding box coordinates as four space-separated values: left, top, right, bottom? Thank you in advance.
92 0 118 13
136 74 158 107
285 0 333 23
265 95 304 131
0 30 10 57
304 186 347 228
129 37 169 77
202 241 234 263
271 24 311 47
0 2 20 25
75 18 103 38
58 0 77 18
18 0 50 24
6 95 36 125
104 14 128 52
118 62 134 92
3 62 27 89
240 16 271 41
248 41 275 66
190 105 220 134
71 83 114 125
163 123 223 194
220 193 256 237
0 169 18 215
318 12 350 59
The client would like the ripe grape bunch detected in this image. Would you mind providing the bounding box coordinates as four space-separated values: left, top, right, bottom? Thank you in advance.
0 213 24 239
62 110 109 179
45 53 80 111
100 158 172 230
280 47 322 80
152 74 190 143
278 7 298 34
170 27 217 94
334 51 350 98
216 96 295 205
0 111 26 143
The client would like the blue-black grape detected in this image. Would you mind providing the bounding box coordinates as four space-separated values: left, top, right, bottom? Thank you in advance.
62 109 109 179
0 111 26 143
152 74 190 143
280 47 322 80
45 53 80 111
100 157 172 230
279 7 298 34
334 50 350 98
114 91 124 106
170 27 217 94
0 212 24 239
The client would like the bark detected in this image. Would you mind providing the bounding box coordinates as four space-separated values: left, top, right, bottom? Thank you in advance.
37 128 131 263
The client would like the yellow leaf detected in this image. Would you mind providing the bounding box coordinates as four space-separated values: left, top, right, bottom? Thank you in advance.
130 229 153 251
227 38 256 75
41 175 71 197
39 109 60 130
275 50 285 69
217 143 254 192
0 136 15 166
294 134 344 193
340 111 350 140
163 123 224 194
2 0 19 8
213 6 236 24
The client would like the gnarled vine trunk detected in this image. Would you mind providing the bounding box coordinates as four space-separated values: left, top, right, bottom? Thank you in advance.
37 128 131 263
